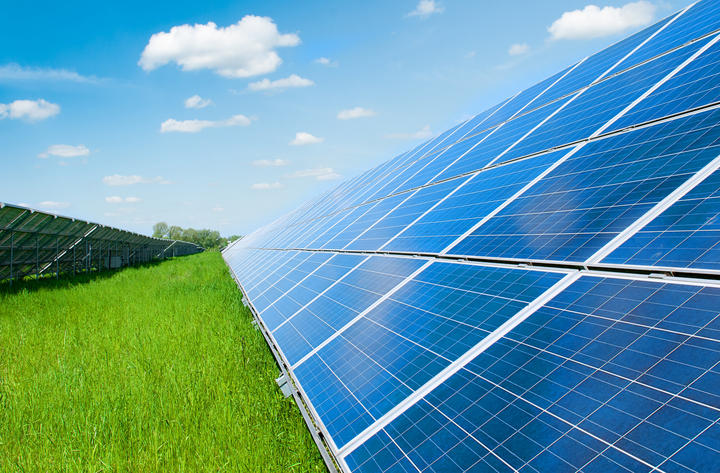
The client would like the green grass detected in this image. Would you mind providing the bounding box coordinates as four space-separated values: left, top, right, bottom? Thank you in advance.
0 252 326 472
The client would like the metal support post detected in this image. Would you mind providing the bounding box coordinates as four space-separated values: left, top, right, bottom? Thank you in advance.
9 231 14 286
55 236 59 279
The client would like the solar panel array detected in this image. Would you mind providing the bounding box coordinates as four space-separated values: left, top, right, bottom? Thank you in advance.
0 202 203 282
224 2 720 472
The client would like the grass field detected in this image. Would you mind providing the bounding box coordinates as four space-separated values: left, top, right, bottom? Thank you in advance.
0 252 326 472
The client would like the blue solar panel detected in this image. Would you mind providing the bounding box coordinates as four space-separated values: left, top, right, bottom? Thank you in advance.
610 37 720 131
222 2 720 471
449 108 720 262
294 261 564 447
536 13 679 107
345 276 720 473
505 37 711 165
431 95 574 183
626 0 720 67
603 166 720 270
383 149 566 254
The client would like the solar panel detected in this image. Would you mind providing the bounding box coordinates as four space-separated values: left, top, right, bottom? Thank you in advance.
223 2 720 471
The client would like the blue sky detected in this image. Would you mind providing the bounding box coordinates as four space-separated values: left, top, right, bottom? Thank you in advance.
0 0 689 236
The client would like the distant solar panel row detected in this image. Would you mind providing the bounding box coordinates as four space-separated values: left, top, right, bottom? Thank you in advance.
0 202 203 281
224 1 720 472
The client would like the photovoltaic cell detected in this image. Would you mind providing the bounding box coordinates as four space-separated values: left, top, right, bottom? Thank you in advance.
449 108 720 262
506 37 710 163
383 149 566 254
346 276 720 473
609 35 720 131
536 13 678 107
603 166 720 270
294 262 564 448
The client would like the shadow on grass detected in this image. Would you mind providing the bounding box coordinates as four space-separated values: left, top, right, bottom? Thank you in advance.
0 259 171 295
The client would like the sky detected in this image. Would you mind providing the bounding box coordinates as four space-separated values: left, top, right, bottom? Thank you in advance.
0 0 690 236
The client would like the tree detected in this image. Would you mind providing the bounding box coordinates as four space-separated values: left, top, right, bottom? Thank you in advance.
153 222 169 238
152 222 237 249
168 226 183 240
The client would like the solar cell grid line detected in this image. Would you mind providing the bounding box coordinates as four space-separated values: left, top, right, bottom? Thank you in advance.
256 254 336 315
503 37 714 167
535 12 687 110
609 37 720 132
261 176 406 251
353 149 568 253
334 270 581 458
270 255 373 334
342 276 720 473
242 250 303 296
437 35 720 261
367 102 513 202
290 259 435 369
433 31 716 186
373 63 588 201
334 109 720 457
330 124 470 211
299 198 406 250
261 253 373 331
256 252 335 304
602 166 720 271
624 0 720 68
246 253 318 310
278 177 426 250
320 194 412 250
461 107 720 263
230 249 286 288
587 152 720 264
351 62 584 220
329 132 468 217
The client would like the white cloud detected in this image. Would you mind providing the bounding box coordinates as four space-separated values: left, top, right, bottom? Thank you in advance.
251 181 284 190
37 201 70 210
287 167 341 181
105 196 142 204
386 124 432 140
0 99 60 122
407 0 444 18
160 114 251 133
184 94 212 109
337 107 376 120
252 158 289 167
548 1 655 40
138 16 300 78
212 206 224 212
290 132 323 146
248 74 314 91
508 43 530 56
314 57 337 67
38 144 90 159
102 175 170 186
0 64 98 83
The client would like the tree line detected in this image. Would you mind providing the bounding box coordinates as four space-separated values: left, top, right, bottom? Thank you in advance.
152 222 241 250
